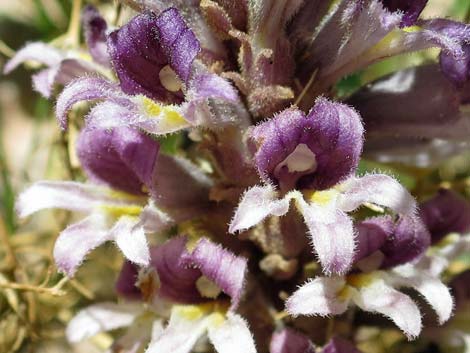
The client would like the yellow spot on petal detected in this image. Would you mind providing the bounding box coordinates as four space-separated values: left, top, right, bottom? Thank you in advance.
346 273 377 288
337 285 352 301
208 312 226 327
306 189 339 206
140 96 188 131
175 305 208 321
402 25 422 33
100 204 142 218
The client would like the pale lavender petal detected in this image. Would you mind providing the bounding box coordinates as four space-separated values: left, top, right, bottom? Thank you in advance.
391 266 453 324
139 202 174 233
229 185 290 233
76 126 159 194
270 328 315 353
31 67 60 98
111 216 150 266
3 42 62 74
16 181 120 218
208 313 256 353
53 214 112 276
420 189 470 243
298 202 356 274
250 98 363 191
82 5 110 66
353 279 422 339
354 216 394 262
183 71 250 129
55 76 130 130
322 337 362 353
297 1 401 83
381 215 431 268
338 174 416 216
151 237 201 303
66 302 141 342
146 306 209 353
189 238 248 310
286 277 349 317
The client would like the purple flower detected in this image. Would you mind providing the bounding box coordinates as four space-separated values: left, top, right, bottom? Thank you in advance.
355 215 430 268
55 8 248 133
349 64 470 166
76 126 159 195
117 236 247 310
420 189 470 243
108 8 200 102
249 97 363 191
231 98 416 274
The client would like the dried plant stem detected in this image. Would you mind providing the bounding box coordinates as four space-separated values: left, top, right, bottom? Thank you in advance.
0 218 16 270
294 69 318 107
0 277 68 296
66 0 83 47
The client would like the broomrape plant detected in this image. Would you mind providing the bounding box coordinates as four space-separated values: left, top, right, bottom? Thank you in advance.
4 0 470 352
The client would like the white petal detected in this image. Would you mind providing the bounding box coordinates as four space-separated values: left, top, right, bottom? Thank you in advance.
286 277 350 317
140 203 174 233
338 174 416 215
32 67 59 98
391 265 454 324
66 302 141 343
208 313 256 353
229 185 290 233
53 214 112 277
112 216 150 266
353 278 422 340
146 306 210 353
3 42 62 74
16 181 116 218
297 201 355 274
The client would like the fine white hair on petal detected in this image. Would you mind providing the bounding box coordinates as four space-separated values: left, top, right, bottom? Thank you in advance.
53 214 112 277
190 238 247 310
208 313 257 353
3 42 63 74
66 302 142 343
352 278 422 340
55 76 129 130
111 216 150 267
229 184 291 233
297 201 356 275
286 277 350 317
145 306 210 353
16 181 117 218
337 174 417 215
389 265 454 325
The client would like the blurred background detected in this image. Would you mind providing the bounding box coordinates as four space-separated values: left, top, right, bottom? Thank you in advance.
0 0 469 352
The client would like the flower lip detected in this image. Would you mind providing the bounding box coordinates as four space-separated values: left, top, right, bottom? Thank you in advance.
76 126 159 195
250 97 364 191
107 8 200 102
